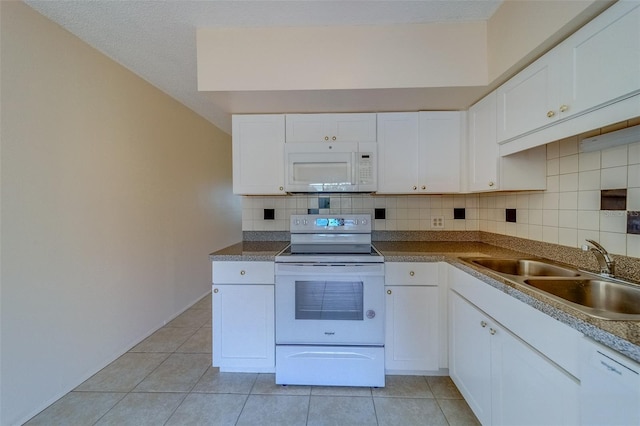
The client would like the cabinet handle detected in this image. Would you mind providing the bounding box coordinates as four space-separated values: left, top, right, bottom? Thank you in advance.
213 288 219 293
324 136 329 141
490 328 497 335
547 110 556 118
240 270 246 276
409 271 415 277
559 104 569 113
332 136 337 141
480 321 487 328
488 181 495 187
279 186 284 191
387 289 392 295
421 185 426 190
413 186 417 191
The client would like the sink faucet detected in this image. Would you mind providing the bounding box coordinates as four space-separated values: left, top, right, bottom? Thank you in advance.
582 239 616 277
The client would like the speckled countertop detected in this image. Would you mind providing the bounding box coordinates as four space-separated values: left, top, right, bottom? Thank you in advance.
209 241 289 261
210 239 640 363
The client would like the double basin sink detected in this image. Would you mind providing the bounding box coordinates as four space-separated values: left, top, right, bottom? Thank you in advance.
460 257 640 321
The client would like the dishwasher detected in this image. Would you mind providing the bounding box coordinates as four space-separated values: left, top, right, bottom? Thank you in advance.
580 337 640 425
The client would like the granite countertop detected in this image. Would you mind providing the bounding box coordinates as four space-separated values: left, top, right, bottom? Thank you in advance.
209 239 640 362
209 241 289 261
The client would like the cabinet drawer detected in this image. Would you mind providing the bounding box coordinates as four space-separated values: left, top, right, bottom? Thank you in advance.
385 262 439 285
212 261 274 284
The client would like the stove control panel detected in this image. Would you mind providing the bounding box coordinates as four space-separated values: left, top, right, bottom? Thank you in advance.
290 214 371 233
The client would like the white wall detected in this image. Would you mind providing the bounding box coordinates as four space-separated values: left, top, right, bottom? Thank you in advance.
197 22 488 91
0 2 241 424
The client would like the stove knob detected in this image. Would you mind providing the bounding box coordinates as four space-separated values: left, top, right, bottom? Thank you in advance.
362 218 368 225
294 219 300 225
366 310 376 319
303 219 308 225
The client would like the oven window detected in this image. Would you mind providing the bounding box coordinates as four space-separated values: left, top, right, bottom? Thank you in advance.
295 280 363 320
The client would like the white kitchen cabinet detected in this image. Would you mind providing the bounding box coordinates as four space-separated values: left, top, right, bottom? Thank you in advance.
285 113 377 143
468 91 547 192
384 262 440 373
497 1 640 146
232 114 285 195
467 92 499 192
496 50 562 143
377 112 462 194
559 1 640 118
449 290 493 424
450 290 580 425
449 265 581 425
212 261 275 372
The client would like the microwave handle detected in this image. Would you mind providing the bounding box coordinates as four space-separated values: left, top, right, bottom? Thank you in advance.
351 152 357 185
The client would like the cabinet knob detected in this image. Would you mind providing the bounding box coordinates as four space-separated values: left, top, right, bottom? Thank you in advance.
547 110 556 118
409 271 415 277
559 104 569 113
413 186 417 191
480 321 487 328
421 185 426 190
490 328 497 335
324 136 329 141
387 289 392 295
213 288 219 293
488 181 495 187
240 270 246 276
279 186 284 191
332 136 337 141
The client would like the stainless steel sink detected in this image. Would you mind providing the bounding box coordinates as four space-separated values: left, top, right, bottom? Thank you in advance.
460 256 640 320
467 258 580 277
524 278 640 319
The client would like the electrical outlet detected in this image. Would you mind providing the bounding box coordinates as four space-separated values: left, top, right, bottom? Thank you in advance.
431 216 444 229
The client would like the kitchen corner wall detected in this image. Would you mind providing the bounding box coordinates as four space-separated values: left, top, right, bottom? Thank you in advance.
242 122 640 259
480 130 639 258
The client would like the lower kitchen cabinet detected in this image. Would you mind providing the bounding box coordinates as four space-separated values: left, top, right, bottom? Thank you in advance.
384 262 442 374
212 261 275 373
449 270 580 425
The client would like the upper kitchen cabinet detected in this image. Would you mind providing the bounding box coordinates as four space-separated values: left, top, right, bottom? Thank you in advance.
232 114 286 195
560 1 640 117
496 49 563 143
377 111 462 194
285 113 377 143
497 1 640 148
468 92 546 192
468 92 499 192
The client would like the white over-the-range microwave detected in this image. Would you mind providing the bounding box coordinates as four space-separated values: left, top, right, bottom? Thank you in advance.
284 142 377 192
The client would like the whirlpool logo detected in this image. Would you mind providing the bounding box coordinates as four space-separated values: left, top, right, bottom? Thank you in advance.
324 331 335 336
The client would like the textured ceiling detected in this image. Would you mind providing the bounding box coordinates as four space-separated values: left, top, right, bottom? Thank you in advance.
24 0 504 133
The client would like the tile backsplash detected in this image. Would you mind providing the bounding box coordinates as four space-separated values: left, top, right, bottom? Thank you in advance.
241 124 640 258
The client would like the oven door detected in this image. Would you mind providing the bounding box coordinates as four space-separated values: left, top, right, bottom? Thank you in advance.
275 263 384 345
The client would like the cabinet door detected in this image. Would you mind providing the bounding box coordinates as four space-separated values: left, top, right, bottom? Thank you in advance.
467 92 499 192
419 111 462 193
376 112 419 193
491 325 580 426
285 113 376 143
232 115 285 195
496 51 561 143
212 284 275 372
449 291 492 425
561 2 640 117
385 285 439 372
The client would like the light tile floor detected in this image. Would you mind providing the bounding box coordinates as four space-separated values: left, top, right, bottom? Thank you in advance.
25 293 480 425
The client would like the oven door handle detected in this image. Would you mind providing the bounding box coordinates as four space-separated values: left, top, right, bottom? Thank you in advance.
275 263 384 276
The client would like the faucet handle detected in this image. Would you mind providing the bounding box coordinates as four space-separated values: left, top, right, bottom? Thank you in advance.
585 239 607 253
